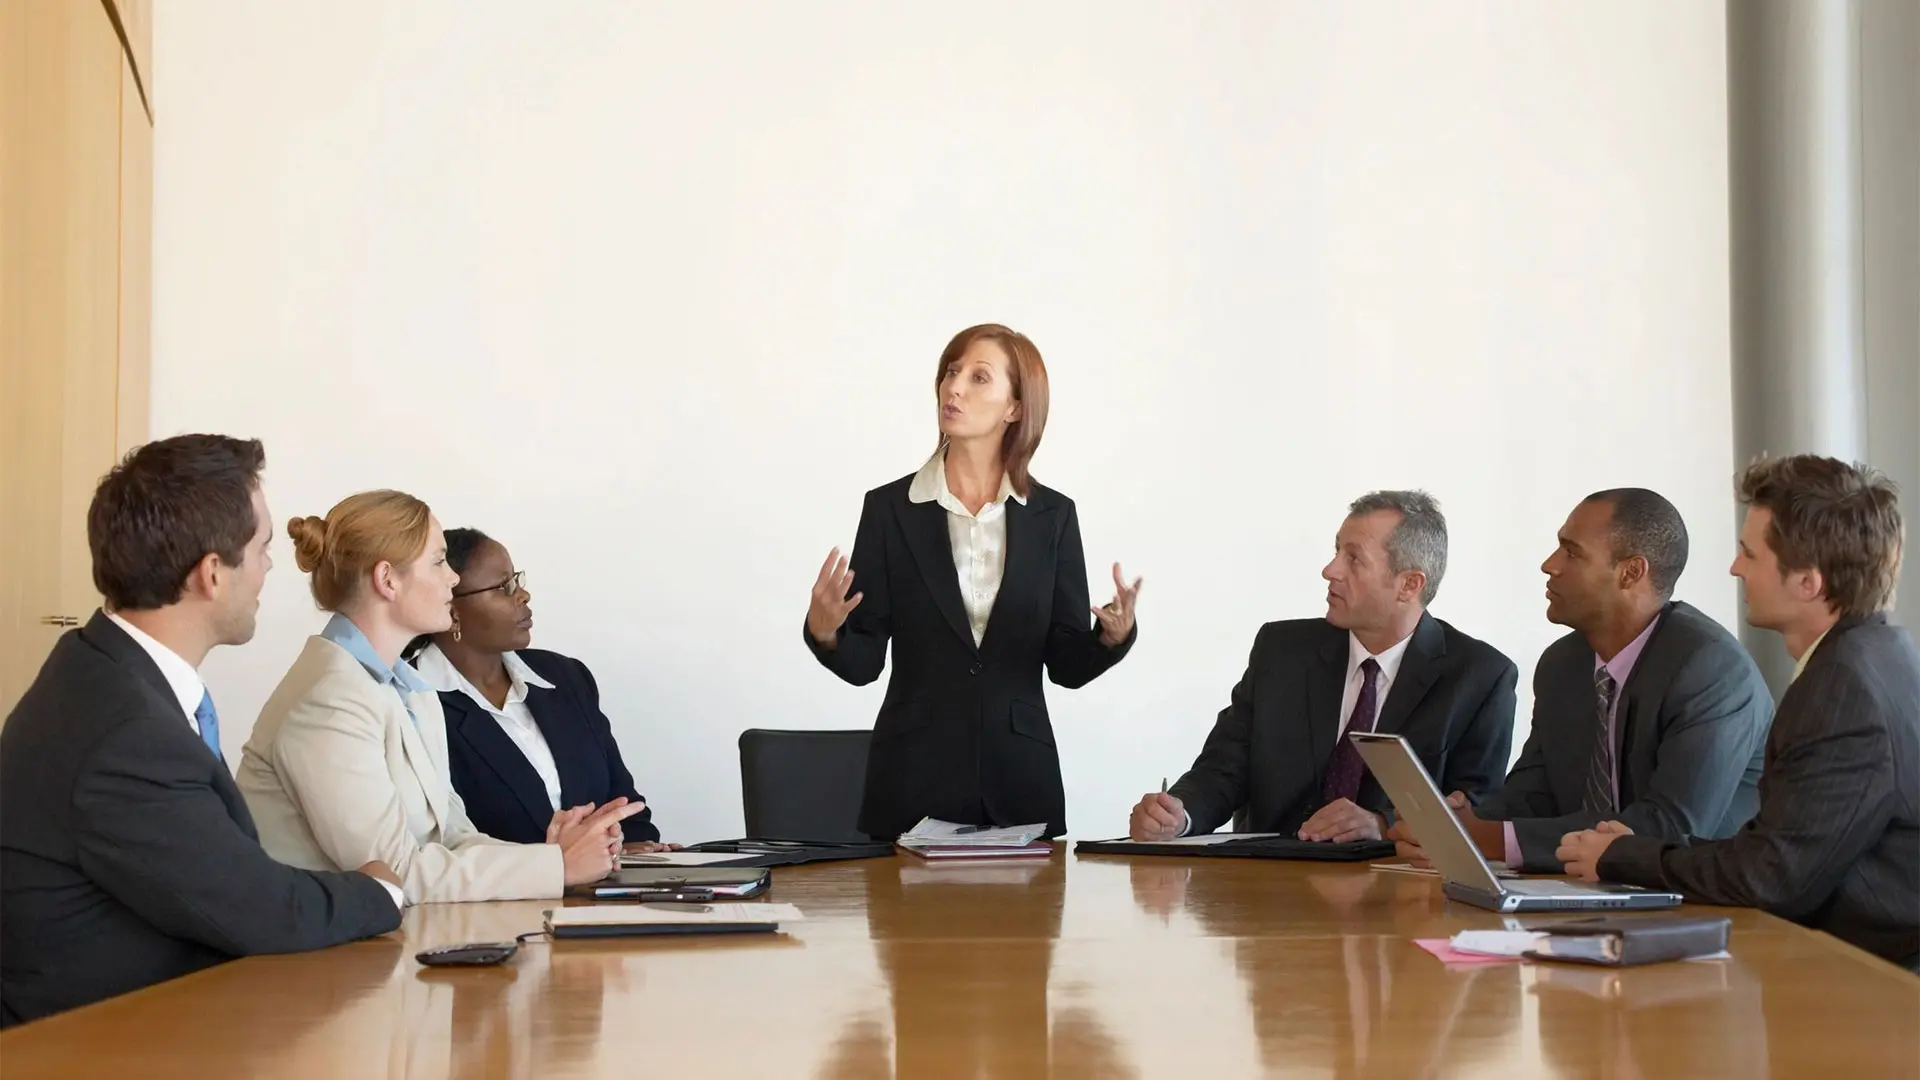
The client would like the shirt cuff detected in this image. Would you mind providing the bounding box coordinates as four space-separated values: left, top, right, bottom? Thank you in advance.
376 878 407 911
1178 809 1192 837
1502 822 1522 869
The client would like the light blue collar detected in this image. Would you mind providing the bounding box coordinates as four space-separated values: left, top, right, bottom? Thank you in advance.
320 613 433 695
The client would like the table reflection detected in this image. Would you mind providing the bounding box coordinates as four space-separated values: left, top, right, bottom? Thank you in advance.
815 856 1135 1079
1532 956 1765 1080
1170 864 1522 1077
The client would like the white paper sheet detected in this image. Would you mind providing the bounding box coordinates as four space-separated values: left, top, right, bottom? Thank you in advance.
1101 832 1282 847
898 817 1048 847
549 902 805 927
617 851 755 868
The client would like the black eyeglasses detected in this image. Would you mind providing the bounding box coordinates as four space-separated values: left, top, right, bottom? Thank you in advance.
453 570 526 601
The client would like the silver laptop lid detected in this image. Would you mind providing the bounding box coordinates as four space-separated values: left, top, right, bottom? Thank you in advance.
1349 732 1505 894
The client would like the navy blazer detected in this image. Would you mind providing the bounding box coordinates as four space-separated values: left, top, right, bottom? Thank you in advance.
436 649 660 845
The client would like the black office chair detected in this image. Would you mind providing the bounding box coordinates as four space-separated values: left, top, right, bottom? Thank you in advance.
737 728 872 842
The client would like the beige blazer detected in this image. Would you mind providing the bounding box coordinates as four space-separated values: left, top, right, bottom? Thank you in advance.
239 636 564 903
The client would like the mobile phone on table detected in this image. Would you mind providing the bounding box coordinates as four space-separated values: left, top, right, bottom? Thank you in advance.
416 941 519 966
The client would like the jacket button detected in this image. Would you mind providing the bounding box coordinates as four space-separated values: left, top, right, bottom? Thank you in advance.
968 663 982 676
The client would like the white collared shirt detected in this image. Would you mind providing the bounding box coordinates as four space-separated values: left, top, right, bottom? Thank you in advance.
908 448 1028 647
107 612 206 733
412 644 564 811
1338 629 1415 736
1790 625 1833 684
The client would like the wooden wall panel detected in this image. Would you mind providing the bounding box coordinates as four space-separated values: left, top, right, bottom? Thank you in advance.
0 0 138 716
118 56 153 456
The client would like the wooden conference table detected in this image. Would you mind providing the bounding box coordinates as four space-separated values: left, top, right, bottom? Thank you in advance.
3 853 1915 1078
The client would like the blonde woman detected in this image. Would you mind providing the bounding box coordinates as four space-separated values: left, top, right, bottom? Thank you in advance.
238 490 641 903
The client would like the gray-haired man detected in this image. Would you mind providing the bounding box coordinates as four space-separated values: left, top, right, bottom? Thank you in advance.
1130 491 1519 842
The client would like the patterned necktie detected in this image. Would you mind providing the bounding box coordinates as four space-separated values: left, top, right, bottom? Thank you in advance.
1321 659 1382 804
1584 669 1617 815
195 690 223 763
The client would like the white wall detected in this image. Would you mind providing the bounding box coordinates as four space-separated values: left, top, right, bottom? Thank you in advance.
153 1 1734 843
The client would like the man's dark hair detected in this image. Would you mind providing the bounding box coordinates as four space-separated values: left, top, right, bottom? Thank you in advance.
88 435 267 610
1584 488 1689 599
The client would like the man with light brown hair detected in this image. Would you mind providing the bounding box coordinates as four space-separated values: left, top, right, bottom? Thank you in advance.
1560 455 1919 971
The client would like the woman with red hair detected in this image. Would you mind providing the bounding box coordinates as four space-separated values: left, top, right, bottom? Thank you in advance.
804 324 1142 839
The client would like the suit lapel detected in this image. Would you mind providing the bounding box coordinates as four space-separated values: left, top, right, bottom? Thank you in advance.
393 691 451 832
980 496 1054 652
898 496 979 654
444 691 555 833
1373 614 1446 735
1611 601 1678 803
82 611 187 722
1305 626 1349 769
526 685 595 808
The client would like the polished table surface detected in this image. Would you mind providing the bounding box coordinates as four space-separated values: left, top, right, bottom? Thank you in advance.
3 853 1916 1078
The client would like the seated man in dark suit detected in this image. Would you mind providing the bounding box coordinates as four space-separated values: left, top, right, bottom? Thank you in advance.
1390 488 1774 871
0 435 404 1027
1562 457 1919 971
1130 491 1518 843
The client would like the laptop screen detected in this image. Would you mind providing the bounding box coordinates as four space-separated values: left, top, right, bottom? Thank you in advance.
1349 732 1505 893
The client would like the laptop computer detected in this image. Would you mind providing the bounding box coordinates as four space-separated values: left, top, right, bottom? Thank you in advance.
1349 731 1683 913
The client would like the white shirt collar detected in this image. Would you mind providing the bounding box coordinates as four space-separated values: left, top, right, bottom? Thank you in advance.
106 611 206 723
1790 625 1835 684
1346 627 1416 685
411 643 556 711
907 447 1027 511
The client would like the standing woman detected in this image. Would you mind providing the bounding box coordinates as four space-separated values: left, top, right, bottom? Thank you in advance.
805 324 1142 839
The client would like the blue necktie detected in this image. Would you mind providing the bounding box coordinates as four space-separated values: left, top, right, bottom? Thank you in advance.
195 691 223 762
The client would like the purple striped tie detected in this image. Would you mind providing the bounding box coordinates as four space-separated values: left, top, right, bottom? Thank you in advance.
1321 659 1381 805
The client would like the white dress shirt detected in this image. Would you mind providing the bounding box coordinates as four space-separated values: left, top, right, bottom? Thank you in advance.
109 612 405 910
413 644 564 812
1790 625 1833 684
908 448 1028 647
106 612 205 732
1338 628 1415 736
1179 627 1417 835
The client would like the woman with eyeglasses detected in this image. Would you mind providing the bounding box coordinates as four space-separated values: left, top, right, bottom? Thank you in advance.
240 492 644 904
804 323 1143 840
406 529 673 852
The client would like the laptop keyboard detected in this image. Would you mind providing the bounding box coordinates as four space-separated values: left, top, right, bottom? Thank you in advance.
1506 880 1606 896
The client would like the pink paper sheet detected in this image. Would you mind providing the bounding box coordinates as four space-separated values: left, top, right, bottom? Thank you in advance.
1412 939 1523 965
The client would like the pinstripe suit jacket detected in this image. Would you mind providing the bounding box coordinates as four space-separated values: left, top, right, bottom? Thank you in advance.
1598 614 1920 970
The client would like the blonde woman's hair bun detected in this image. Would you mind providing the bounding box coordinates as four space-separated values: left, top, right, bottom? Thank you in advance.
287 515 331 574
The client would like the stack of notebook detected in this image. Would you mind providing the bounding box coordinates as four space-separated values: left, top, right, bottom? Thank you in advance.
546 902 805 939
894 818 1053 861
